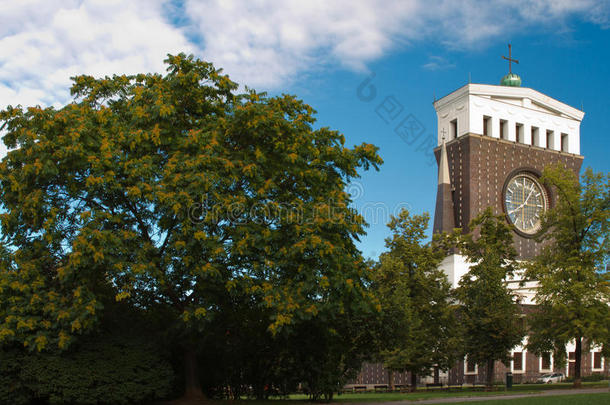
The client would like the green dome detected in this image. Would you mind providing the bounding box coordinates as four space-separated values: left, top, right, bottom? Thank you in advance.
501 73 522 87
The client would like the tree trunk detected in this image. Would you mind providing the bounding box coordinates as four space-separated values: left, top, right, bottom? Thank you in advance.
184 346 206 399
574 336 582 388
387 369 394 391
410 372 417 392
486 359 494 389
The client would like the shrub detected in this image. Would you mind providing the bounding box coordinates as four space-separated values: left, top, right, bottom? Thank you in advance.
0 332 174 404
582 373 606 382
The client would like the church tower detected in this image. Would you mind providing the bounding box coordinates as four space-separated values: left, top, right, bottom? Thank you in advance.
432 54 584 302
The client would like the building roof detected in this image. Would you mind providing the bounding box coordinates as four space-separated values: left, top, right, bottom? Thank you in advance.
433 83 584 122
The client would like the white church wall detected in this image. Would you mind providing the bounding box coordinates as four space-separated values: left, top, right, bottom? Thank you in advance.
435 84 583 155
506 265 539 305
438 254 471 289
565 340 576 377
440 258 539 305
436 93 469 144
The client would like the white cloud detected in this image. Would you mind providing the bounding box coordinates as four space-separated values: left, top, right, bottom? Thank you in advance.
184 0 421 87
184 0 608 87
0 0 607 114
422 56 456 71
0 0 193 109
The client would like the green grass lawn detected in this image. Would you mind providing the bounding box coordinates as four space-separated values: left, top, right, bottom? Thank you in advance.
447 393 610 405
305 390 533 402
283 381 609 403
160 384 610 405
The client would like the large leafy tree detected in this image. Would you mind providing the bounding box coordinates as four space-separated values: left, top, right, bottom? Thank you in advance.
0 54 382 398
372 210 460 390
525 165 609 388
456 208 525 388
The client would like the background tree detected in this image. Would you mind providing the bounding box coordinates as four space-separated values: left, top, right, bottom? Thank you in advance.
371 210 460 390
456 208 525 388
195 280 375 401
525 165 609 388
0 54 382 399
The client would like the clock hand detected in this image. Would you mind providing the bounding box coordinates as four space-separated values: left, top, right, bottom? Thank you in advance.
508 201 525 215
522 184 534 205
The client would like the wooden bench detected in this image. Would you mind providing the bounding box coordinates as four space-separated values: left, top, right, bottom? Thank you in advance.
353 385 367 393
374 384 389 392
392 384 412 393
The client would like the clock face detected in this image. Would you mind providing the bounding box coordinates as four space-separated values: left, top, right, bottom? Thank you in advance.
504 174 547 235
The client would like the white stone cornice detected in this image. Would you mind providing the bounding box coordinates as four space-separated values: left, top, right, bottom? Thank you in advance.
433 83 584 122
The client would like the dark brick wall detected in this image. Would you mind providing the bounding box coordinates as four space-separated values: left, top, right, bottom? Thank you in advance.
434 133 583 259
354 352 609 387
349 362 412 385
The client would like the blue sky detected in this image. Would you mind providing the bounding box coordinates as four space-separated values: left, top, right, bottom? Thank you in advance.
1 1 609 259
299 28 610 258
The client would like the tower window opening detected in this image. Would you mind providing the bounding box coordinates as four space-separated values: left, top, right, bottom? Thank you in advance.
483 116 491 136
516 123 524 143
561 133 569 152
450 119 457 140
547 130 555 150
532 126 540 147
500 119 508 139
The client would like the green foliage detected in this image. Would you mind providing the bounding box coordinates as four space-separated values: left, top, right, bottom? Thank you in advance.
0 333 174 405
195 281 375 401
0 53 382 396
456 208 525 385
371 210 460 380
294 310 376 402
193 287 300 399
525 165 610 382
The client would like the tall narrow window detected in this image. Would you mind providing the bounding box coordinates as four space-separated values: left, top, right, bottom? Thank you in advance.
516 123 524 143
465 360 477 374
532 126 540 146
561 133 569 152
541 353 552 371
450 119 458 140
500 119 508 140
593 352 603 370
483 116 491 136
513 352 524 372
567 351 576 377
547 130 555 150
518 317 526 331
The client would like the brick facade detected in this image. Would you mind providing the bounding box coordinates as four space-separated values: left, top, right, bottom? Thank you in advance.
355 350 609 387
434 132 583 259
